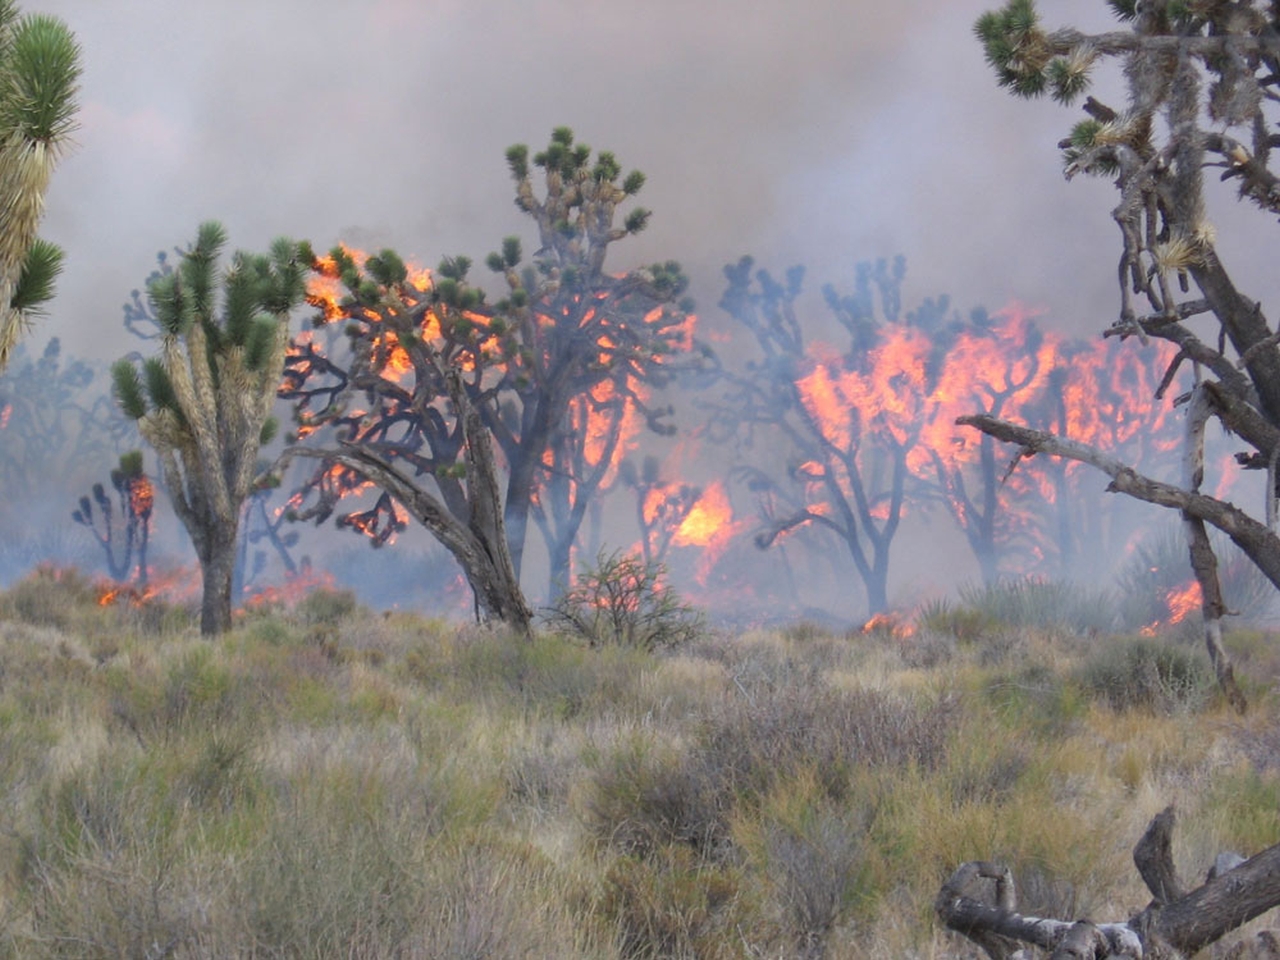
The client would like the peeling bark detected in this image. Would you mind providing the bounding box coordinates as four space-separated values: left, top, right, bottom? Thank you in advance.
938 807 1280 958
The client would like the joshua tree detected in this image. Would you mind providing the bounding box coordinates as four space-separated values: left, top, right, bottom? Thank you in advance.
281 127 698 618
960 0 1280 712
0 2 79 371
112 222 307 634
482 127 697 597
72 450 152 584
279 247 533 632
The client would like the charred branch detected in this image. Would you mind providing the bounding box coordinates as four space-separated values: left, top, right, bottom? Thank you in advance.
940 807 1280 958
1134 806 1186 906
958 413 1280 637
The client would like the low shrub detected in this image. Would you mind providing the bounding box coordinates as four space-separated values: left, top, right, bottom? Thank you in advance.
600 845 749 960
1074 636 1210 713
296 585 361 625
0 564 102 631
545 550 704 650
957 577 1118 635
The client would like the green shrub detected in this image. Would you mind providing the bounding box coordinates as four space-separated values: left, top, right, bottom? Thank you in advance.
737 772 871 958
914 597 996 643
545 550 704 650
957 577 1118 634
983 662 1085 737
600 845 748 960
1074 636 1210 713
0 564 101 630
583 686 956 868
296 585 361 625
584 736 723 860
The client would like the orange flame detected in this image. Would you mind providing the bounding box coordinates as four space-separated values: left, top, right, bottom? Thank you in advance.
674 481 734 548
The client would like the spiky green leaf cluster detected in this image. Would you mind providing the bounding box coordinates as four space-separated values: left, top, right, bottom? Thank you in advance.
501 236 521 268
10 234 59 313
143 356 179 414
624 208 651 234
975 0 1054 98
117 449 144 478
505 144 528 180
366 249 407 287
110 358 146 421
1105 0 1136 20
1061 119 1120 176
243 316 278 371
1046 56 1090 105
1067 118 1103 149
0 13 79 144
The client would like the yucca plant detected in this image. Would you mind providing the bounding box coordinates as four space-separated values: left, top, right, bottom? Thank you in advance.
0 2 80 371
112 222 308 634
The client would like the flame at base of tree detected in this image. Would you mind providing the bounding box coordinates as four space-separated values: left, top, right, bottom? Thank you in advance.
95 564 336 615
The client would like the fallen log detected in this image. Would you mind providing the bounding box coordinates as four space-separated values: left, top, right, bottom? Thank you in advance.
936 806 1280 958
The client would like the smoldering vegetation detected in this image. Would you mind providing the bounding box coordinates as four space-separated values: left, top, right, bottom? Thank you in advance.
0 570 1277 958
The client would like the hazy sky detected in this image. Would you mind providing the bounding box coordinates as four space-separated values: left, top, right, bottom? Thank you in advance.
27 0 1153 358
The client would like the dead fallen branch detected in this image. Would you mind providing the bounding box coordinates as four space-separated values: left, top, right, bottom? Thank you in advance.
937 805 1280 958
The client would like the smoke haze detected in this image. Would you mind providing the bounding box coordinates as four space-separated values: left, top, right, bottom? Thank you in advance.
8 0 1274 619
32 0 1140 355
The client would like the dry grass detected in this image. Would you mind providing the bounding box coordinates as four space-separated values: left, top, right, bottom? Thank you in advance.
0 565 1276 957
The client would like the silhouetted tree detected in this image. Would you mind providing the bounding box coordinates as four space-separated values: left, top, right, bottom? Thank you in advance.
482 127 697 598
72 450 152 584
112 222 307 635
0 338 127 496
711 257 925 616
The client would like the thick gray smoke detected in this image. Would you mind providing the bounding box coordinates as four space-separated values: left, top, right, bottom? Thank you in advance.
8 0 1274 620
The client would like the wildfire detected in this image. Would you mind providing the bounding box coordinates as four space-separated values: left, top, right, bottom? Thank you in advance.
671 480 751 585
129 475 154 520
1139 579 1203 635
96 565 200 608
96 564 340 614
673 480 733 547
1165 579 1202 624
861 610 917 638
241 567 338 610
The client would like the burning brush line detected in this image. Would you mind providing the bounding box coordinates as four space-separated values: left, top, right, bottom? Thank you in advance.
270 245 1221 626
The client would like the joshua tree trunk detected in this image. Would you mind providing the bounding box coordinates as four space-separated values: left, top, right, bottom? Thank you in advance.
281 371 533 636
196 523 237 636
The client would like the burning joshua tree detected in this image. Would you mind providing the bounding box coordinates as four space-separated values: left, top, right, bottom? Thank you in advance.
280 128 700 620
71 450 152 585
707 252 1191 619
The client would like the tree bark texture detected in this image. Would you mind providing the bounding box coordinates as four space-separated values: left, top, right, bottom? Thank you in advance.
938 806 1280 958
196 524 237 636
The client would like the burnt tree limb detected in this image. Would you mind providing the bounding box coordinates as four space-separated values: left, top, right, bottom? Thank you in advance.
1134 805 1185 907
956 413 1265 712
938 808 1280 958
956 415 1280 594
